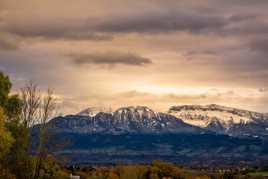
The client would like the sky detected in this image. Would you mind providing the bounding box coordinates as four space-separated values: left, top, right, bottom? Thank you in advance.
0 0 268 114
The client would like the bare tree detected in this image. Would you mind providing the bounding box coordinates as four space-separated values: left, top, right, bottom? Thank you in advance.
20 82 57 179
33 89 56 179
20 82 41 127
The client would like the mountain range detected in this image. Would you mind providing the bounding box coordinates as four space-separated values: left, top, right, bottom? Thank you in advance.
47 106 207 135
31 105 268 166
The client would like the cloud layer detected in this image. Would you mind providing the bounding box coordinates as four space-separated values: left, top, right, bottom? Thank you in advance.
1 0 268 113
69 52 152 67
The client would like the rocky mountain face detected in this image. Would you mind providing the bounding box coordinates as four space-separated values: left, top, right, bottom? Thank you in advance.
168 104 268 138
47 106 207 134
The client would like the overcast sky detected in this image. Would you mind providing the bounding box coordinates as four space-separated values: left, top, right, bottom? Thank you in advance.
1 0 268 114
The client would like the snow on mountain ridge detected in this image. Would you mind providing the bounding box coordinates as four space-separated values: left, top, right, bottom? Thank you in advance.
114 106 158 121
49 106 206 134
169 104 265 117
169 104 268 130
48 105 268 137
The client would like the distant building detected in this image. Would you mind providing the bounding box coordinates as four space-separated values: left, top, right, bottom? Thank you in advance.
70 174 80 179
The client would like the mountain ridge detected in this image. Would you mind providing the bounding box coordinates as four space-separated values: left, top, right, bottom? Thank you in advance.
47 106 208 135
44 104 268 138
168 104 268 138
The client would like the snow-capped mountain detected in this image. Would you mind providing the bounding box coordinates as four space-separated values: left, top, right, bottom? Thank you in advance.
46 104 268 137
48 106 206 134
168 104 268 137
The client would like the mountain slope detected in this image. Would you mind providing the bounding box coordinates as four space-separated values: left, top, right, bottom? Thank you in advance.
168 104 268 138
31 132 268 166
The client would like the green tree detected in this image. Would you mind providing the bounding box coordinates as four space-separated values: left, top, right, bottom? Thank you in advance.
0 72 16 163
0 71 33 179
0 72 11 107
5 95 22 120
0 71 21 120
5 120 35 179
0 107 14 161
0 72 16 178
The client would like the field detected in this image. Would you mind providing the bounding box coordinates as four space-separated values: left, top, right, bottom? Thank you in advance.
249 171 268 177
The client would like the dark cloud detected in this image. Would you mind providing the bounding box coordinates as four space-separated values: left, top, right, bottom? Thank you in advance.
216 0 268 6
8 29 112 41
223 19 268 36
0 11 227 39
95 11 226 34
1 17 113 41
93 10 268 37
183 49 218 60
226 37 268 73
1 5 268 41
4 26 113 41
68 52 152 66
0 19 113 51
228 13 260 22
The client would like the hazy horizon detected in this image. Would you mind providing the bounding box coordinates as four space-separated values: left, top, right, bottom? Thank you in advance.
1 0 268 114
